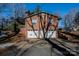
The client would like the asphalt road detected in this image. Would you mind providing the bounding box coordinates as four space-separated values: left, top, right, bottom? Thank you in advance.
20 40 64 56
0 38 79 56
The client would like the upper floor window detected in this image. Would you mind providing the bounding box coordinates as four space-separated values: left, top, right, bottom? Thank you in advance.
32 19 37 25
48 19 54 24
50 19 54 24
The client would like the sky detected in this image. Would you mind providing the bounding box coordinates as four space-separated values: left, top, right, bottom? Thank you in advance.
0 3 79 28
25 3 79 16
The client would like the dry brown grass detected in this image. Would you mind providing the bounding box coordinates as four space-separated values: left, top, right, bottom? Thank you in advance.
8 34 25 44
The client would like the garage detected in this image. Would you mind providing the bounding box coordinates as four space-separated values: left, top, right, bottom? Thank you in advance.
27 30 57 39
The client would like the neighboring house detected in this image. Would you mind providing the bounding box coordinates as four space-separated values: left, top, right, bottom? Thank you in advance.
23 12 61 39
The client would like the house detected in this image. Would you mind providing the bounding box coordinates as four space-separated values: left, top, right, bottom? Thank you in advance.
19 12 61 40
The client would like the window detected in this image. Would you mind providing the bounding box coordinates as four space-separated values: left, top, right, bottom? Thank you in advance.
32 19 37 25
50 19 54 24
48 19 54 24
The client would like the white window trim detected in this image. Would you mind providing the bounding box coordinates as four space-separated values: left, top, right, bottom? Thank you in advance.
32 19 37 25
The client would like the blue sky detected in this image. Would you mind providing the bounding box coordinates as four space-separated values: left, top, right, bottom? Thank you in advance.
25 3 79 16
1 3 79 28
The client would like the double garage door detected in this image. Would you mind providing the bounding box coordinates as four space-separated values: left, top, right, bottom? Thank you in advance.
27 31 57 39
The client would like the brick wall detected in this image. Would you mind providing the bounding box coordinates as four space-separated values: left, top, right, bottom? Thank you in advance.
24 13 58 39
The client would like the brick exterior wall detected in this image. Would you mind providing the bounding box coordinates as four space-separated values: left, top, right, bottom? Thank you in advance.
19 12 59 39
26 13 58 30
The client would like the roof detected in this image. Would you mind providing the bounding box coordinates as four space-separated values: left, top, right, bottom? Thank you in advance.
25 12 61 20
17 12 61 25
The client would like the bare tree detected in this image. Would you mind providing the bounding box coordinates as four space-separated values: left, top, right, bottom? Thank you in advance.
74 12 79 27
8 4 26 33
0 4 10 30
64 9 79 31
11 3 26 18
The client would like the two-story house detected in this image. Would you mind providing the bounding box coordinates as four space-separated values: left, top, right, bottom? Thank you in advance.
23 12 61 39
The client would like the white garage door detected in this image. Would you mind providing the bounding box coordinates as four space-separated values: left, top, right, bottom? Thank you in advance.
27 30 57 39
27 31 38 38
46 31 57 38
